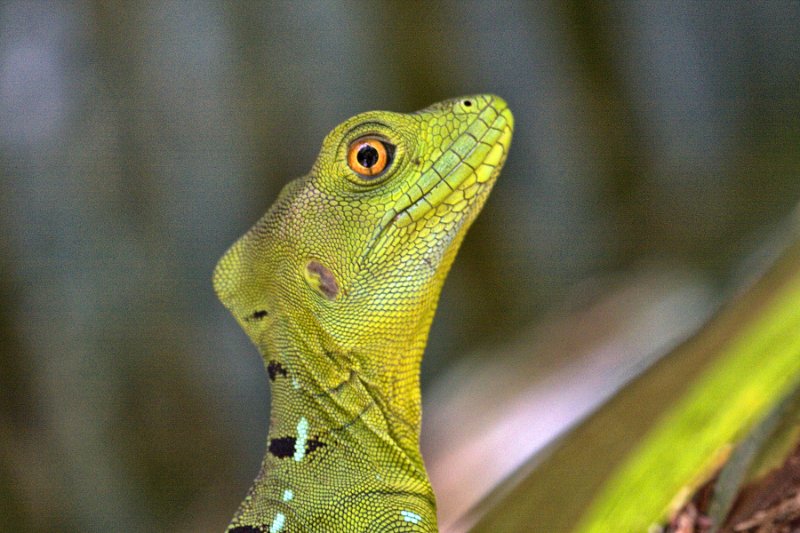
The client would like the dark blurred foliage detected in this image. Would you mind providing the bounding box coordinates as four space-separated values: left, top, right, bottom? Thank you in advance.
1 2 798 531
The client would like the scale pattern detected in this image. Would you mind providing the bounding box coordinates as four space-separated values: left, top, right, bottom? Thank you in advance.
214 95 513 532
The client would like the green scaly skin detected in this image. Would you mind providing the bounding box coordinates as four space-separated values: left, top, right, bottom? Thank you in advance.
214 95 513 532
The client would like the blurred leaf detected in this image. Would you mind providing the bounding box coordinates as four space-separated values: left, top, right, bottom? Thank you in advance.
706 378 800 532
466 215 800 532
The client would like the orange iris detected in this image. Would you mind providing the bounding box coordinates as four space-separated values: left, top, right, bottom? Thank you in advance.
347 138 389 178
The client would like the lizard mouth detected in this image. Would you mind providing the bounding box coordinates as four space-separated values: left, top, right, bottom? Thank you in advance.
366 97 513 253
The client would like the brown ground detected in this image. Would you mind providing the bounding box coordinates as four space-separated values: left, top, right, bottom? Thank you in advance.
666 441 800 533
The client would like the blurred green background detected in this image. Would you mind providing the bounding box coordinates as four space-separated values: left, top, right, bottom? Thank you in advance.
1 2 799 532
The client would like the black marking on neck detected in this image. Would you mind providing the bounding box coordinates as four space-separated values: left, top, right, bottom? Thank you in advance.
229 526 265 533
267 361 288 381
306 436 326 455
244 309 268 322
268 436 296 458
268 435 327 459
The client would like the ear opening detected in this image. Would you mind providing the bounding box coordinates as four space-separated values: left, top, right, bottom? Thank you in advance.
303 260 340 301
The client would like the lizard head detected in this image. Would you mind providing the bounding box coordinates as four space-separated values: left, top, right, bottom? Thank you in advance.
214 95 513 389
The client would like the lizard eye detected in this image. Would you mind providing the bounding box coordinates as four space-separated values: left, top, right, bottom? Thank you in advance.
347 137 395 180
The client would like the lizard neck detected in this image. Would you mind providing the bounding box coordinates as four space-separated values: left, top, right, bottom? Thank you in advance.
267 329 427 471
226 330 436 531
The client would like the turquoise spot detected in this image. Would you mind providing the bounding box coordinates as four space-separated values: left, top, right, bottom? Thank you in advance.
282 489 294 502
401 510 422 524
269 512 285 533
293 417 309 461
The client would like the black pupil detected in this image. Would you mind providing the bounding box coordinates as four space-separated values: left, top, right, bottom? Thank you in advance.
357 144 380 168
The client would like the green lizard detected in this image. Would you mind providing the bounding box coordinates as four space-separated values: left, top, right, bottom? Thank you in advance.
214 95 513 532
